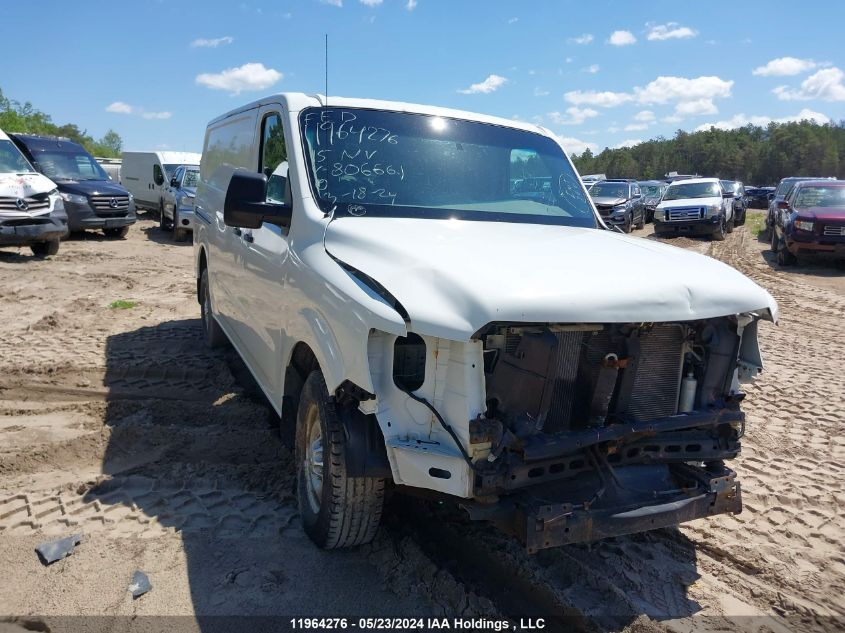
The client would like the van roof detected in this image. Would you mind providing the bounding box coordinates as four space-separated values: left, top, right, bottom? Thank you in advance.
10 133 85 152
208 92 552 139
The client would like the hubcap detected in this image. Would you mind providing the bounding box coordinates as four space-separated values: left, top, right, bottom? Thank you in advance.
303 405 324 514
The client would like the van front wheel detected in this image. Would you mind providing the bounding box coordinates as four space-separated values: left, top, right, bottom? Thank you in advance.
296 370 385 549
200 268 227 349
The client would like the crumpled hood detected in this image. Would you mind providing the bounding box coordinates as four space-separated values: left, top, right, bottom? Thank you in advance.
324 217 778 340
592 196 627 207
0 172 56 198
659 196 721 210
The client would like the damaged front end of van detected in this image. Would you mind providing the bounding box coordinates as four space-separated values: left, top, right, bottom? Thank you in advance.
326 216 776 553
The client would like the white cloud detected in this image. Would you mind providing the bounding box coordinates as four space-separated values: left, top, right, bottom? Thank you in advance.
190 36 234 48
752 57 818 77
106 102 170 120
613 139 642 149
320 0 342 6
195 62 283 95
646 23 697 41
565 57 574 64
773 67 845 101
106 101 133 114
674 98 718 116
635 75 733 117
458 74 507 94
662 114 684 124
564 89 633 108
548 106 600 125
634 110 655 122
624 123 648 131
582 64 600 74
406 0 417 9
695 108 830 131
608 30 636 46
360 0 382 5
635 75 733 105
555 135 598 155
569 33 593 45
534 87 550 97
508 17 518 24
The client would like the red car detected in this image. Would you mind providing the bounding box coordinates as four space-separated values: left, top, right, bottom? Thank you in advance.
771 180 845 266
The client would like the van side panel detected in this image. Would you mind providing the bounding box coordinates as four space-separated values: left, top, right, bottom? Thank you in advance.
195 110 258 357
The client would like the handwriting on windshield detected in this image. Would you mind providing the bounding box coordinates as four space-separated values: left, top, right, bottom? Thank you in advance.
304 110 402 207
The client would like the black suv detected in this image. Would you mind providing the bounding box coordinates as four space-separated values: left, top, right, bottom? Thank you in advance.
10 134 136 238
720 180 747 226
589 179 645 233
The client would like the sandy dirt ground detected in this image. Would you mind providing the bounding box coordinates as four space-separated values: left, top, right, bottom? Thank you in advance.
0 211 842 632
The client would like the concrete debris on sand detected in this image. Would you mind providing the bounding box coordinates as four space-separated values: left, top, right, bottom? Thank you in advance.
35 534 82 565
128 570 152 598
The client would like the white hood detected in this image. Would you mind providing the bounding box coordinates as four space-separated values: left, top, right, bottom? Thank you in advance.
0 172 57 218
324 217 778 340
659 196 721 210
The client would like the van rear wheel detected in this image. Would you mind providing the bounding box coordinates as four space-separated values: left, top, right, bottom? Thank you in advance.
296 370 385 549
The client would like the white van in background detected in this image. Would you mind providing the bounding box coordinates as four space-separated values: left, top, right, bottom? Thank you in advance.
121 151 201 214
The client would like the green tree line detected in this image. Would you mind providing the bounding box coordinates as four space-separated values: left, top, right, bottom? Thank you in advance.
571 120 845 185
0 88 123 158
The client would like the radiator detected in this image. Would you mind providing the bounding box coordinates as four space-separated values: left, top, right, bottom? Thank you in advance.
507 325 685 433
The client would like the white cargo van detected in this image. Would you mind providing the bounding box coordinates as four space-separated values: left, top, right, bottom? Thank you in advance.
195 93 777 553
121 151 200 214
0 128 68 257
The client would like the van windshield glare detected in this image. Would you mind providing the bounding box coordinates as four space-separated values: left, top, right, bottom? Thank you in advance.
0 141 36 174
299 107 596 227
33 150 109 181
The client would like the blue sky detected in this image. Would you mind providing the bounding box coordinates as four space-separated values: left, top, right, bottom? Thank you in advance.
2 0 843 155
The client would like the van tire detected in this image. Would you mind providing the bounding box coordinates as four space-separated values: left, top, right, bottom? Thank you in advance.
200 268 227 349
31 239 60 258
296 370 385 549
104 226 129 239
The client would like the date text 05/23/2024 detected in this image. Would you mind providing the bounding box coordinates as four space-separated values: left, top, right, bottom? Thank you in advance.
289 618 546 631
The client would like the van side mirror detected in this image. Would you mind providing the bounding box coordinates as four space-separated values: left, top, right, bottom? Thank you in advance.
224 172 292 229
170 177 179 188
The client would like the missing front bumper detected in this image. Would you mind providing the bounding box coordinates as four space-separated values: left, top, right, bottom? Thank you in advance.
467 463 741 553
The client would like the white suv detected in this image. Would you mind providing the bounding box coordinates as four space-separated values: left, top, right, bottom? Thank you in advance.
654 177 736 240
194 93 777 552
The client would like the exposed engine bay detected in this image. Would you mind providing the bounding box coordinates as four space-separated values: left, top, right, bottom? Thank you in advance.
384 315 761 551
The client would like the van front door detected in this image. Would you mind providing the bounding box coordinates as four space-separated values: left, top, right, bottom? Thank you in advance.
237 107 291 402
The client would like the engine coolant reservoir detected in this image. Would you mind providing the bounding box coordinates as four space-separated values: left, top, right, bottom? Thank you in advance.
679 371 697 413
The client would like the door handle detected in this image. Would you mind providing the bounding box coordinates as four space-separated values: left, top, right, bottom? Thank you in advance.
233 227 242 237
243 232 254 243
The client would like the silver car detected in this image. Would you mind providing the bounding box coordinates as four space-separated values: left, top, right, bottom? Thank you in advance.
162 164 199 241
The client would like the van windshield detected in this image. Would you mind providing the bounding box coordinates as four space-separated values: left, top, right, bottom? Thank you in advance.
299 107 595 227
0 140 37 174
33 149 109 181
663 182 721 201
